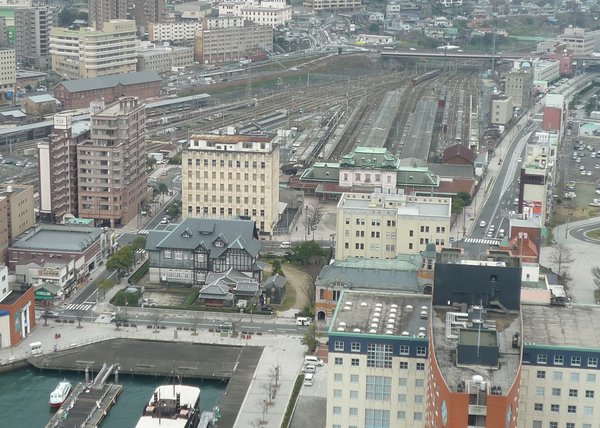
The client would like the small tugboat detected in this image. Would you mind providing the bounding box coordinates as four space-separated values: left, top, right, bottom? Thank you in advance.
49 380 72 408
135 384 201 428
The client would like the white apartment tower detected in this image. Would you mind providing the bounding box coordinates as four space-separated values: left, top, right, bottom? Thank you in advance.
182 132 280 234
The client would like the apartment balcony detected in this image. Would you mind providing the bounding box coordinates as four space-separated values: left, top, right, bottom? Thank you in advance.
468 405 487 416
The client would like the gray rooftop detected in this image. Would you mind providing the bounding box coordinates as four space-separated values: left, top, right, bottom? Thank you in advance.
329 290 430 338
57 71 161 93
522 304 600 350
431 306 521 393
147 217 260 258
26 94 58 103
11 225 104 252
316 256 422 292
428 163 475 179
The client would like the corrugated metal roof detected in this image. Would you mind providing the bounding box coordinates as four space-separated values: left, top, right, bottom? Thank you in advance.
56 71 161 93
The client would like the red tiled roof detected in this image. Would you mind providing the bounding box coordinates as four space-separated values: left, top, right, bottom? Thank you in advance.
437 178 476 195
442 144 476 164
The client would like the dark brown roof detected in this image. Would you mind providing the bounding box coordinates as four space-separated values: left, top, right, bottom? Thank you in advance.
442 144 476 164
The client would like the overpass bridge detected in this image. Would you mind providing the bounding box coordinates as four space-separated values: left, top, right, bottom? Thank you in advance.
380 50 600 62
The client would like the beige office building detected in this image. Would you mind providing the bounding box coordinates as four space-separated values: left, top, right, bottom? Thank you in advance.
505 69 533 108
335 191 451 260
77 97 147 227
0 184 35 242
182 133 280 234
0 48 15 95
88 0 127 31
194 20 273 64
491 95 513 126
50 20 138 79
303 0 362 11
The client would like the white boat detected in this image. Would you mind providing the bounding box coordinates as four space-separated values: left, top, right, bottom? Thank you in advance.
135 384 201 428
49 380 72 408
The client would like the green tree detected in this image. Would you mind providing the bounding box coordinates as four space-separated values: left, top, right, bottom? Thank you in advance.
76 11 88 22
146 157 157 170
368 23 380 34
98 278 114 299
302 322 319 352
456 191 472 206
168 154 182 165
58 8 76 27
288 241 326 265
166 201 182 219
272 259 284 277
158 182 169 195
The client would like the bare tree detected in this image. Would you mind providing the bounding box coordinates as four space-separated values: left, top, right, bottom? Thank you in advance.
592 266 600 289
303 203 325 238
262 382 274 405
550 243 574 282
270 364 281 389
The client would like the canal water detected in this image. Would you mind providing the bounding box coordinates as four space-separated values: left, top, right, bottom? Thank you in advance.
0 367 226 427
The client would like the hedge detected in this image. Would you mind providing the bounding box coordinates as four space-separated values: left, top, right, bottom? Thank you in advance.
281 374 304 428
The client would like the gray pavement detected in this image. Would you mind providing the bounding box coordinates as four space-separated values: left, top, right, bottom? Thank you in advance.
541 217 600 304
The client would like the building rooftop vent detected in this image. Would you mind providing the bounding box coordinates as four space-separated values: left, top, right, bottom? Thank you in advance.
391 304 398 309
339 321 346 327
390 308 397 313
372 317 379 323
343 306 352 311
337 327 345 332
360 302 368 307
376 303 383 307
402 331 410 336
386 324 394 329
421 306 428 311
345 301 353 306
419 326 427 332
418 332 426 338
389 313 396 318
406 305 413 311
353 328 361 333
385 330 394 335
370 323 378 328
369 329 377 334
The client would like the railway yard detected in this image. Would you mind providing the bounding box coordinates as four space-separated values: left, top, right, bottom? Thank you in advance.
0 54 489 191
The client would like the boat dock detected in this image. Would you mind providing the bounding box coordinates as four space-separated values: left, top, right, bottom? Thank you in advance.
45 364 123 428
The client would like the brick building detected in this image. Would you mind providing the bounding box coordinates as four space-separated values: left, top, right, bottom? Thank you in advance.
53 71 161 110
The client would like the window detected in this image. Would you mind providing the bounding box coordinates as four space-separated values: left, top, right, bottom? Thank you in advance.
399 361 408 369
534 403 543 411
416 363 425 371
587 373 596 382
549 423 558 428
535 387 545 396
334 341 344 351
335 357 343 365
334 373 343 382
367 344 393 368
399 345 410 355
333 406 341 415
366 376 391 401
351 375 359 383
532 422 541 428
415 379 424 388
569 389 578 398
397 411 406 420
333 389 342 398
349 408 358 416
351 342 361 352
398 378 407 386
398 394 407 402
554 355 564 365
553 371 562 380
550 404 559 412
416 346 427 357
586 390 594 398
163 250 172 259
566 424 575 428
571 373 580 382
365 409 389 428
415 395 423 404
350 390 358 400
571 356 581 366
588 357 598 367
351 358 360 367
537 354 548 364
552 388 561 397
584 406 593 416
567 405 576 413
537 370 546 379
414 412 423 421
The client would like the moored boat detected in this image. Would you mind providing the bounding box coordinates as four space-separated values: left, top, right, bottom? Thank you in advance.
135 384 201 428
49 380 72 408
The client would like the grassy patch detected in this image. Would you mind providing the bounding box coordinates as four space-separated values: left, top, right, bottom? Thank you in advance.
128 260 149 284
279 283 296 311
281 374 305 428
586 228 600 240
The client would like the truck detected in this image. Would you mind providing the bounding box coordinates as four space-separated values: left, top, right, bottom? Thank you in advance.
239 59 252 67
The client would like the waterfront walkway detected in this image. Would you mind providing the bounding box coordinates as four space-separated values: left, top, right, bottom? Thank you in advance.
0 318 306 428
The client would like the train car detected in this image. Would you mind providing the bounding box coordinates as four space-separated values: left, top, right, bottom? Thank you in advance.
412 69 441 86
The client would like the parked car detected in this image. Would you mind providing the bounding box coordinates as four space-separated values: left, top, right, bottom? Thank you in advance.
260 306 274 315
302 364 317 374
219 321 233 330
43 311 60 319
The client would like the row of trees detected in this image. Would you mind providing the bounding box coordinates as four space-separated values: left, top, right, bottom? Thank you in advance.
106 237 146 275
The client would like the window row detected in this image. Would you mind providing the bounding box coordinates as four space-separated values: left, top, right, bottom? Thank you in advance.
534 387 595 398
536 370 596 383
536 354 598 367
332 373 424 388
333 341 426 357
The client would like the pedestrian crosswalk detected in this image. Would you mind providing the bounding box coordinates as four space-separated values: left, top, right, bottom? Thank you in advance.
464 238 501 246
65 303 94 311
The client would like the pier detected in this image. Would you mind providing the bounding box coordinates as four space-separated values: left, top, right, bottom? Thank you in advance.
45 364 123 428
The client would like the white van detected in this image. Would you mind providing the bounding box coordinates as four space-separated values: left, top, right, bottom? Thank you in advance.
280 241 292 249
296 317 311 326
304 356 324 366
303 373 315 386
29 342 42 355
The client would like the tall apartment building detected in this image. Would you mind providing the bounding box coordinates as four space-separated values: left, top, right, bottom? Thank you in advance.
130 0 165 35
218 0 292 27
335 191 451 260
558 27 600 56
77 97 147 227
182 133 280 234
0 199 7 264
326 290 430 428
50 19 138 79
505 69 533 108
38 114 91 223
15 6 55 70
194 20 273 64
88 0 127 31
0 48 15 98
